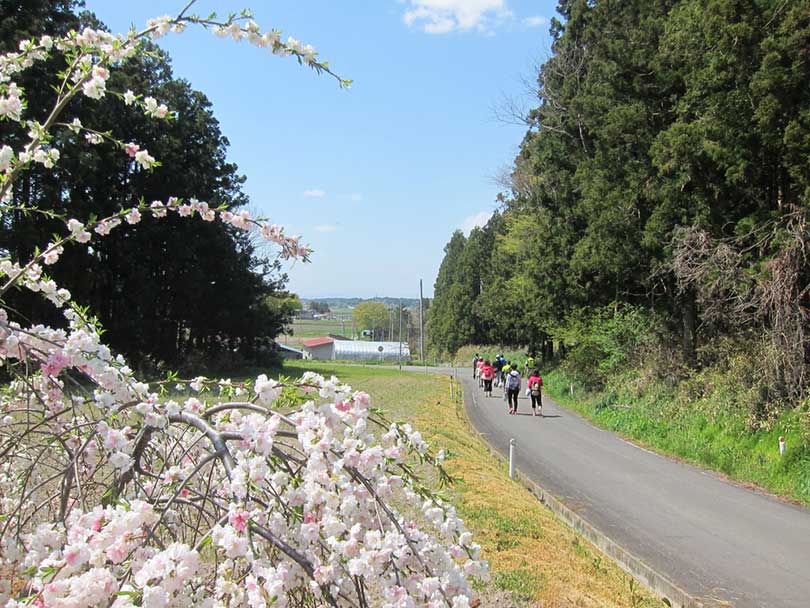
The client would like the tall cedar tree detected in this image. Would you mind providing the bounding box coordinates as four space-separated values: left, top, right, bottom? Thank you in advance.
430 0 810 400
0 0 295 370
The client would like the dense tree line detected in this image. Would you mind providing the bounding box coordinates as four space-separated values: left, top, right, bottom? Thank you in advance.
308 301 331 314
0 0 296 371
430 0 810 402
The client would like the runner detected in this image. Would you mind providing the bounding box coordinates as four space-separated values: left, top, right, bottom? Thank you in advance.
501 360 512 403
506 368 521 414
481 359 494 397
493 356 504 387
527 368 543 416
524 353 535 376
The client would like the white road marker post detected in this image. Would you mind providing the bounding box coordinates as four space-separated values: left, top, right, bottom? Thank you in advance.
509 438 516 479
779 436 786 456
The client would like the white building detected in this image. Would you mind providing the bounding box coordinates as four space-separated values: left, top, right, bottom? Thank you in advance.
301 337 335 360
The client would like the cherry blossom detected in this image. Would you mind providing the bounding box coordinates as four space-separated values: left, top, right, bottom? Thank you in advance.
0 2 484 607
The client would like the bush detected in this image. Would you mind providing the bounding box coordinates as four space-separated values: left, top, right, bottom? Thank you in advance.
555 304 657 389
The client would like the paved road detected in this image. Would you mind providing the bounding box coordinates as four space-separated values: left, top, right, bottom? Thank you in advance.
406 366 810 607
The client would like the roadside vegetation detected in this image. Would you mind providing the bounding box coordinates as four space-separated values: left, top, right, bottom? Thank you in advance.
541 366 810 506
280 361 659 607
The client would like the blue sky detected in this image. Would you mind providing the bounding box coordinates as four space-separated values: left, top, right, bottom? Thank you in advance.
83 0 557 298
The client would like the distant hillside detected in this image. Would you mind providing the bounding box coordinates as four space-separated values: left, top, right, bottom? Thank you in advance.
304 297 421 310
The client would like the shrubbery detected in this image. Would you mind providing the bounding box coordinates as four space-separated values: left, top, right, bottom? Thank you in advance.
553 305 657 390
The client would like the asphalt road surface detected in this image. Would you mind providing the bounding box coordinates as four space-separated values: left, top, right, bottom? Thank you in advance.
407 366 810 607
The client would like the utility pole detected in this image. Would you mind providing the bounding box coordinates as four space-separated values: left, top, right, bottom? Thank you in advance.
398 299 403 370
406 315 411 361
419 279 425 368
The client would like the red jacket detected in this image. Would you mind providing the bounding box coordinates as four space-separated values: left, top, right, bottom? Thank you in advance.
481 365 494 380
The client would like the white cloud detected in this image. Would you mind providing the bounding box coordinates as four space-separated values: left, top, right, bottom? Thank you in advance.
303 188 326 198
314 224 337 233
402 0 513 34
461 210 493 234
523 15 548 28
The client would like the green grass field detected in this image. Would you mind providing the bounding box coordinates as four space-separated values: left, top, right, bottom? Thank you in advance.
278 360 657 607
279 317 353 347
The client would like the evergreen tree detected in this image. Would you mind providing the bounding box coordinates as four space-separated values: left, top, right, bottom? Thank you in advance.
428 231 474 353
432 0 810 398
0 3 295 370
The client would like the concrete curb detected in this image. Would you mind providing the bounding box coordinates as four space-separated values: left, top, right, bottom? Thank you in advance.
454 377 704 608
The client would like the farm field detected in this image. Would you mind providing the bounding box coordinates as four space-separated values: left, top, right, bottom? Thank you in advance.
279 317 354 347
278 361 658 607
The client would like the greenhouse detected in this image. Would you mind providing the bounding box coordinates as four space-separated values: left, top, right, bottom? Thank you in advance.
301 337 410 361
333 340 410 361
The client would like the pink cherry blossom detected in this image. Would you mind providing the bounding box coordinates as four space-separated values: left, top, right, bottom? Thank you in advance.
228 508 250 533
0 10 485 608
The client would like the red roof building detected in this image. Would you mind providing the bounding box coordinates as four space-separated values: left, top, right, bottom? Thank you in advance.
301 337 335 360
301 337 334 348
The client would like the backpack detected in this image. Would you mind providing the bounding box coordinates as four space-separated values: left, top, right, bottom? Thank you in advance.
530 380 541 396
507 373 521 390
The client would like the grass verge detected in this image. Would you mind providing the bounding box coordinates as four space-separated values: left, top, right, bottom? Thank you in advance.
282 360 659 607
539 367 810 507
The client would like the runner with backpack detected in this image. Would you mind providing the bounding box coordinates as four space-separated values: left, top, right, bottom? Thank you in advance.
528 368 543 416
480 359 494 397
506 368 521 414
